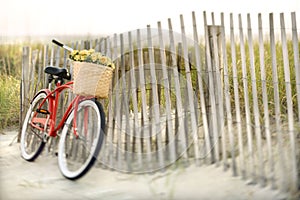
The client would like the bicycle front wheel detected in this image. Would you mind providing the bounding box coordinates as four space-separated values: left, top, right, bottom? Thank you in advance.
20 92 47 161
58 99 105 180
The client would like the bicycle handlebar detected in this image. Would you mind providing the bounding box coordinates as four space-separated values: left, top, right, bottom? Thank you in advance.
52 39 73 52
52 39 63 47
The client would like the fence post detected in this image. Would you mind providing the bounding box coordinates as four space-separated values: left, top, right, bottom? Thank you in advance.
18 46 31 141
204 15 224 165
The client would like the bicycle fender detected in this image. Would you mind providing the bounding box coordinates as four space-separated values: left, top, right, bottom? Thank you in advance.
30 89 51 104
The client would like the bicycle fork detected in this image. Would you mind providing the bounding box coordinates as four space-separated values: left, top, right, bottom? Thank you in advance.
72 97 90 139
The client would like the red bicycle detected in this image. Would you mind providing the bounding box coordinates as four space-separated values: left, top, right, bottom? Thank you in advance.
20 40 105 180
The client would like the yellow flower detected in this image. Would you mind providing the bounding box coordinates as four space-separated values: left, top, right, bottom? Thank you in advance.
99 56 108 65
109 63 115 69
79 49 89 55
69 48 115 69
74 55 80 61
71 50 79 57
88 49 95 54
91 53 98 62
80 55 87 61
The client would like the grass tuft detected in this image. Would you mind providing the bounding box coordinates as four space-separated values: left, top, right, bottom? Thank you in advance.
0 75 20 129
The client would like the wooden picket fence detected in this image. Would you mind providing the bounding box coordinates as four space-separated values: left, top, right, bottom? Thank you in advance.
20 11 299 196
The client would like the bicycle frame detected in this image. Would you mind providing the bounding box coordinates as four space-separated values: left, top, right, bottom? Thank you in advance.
30 80 89 138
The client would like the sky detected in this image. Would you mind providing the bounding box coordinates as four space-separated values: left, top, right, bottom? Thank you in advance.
1 0 299 41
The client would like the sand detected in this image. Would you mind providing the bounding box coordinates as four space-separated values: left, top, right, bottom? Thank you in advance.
0 130 286 200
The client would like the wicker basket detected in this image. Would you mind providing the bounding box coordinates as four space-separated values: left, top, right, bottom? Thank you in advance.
72 61 114 98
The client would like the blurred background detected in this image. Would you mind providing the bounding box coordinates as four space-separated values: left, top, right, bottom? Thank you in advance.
1 0 299 44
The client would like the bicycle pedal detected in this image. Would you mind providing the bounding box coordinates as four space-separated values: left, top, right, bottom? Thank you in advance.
36 109 50 115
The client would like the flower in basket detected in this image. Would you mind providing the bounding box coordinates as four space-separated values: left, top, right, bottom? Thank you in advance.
70 49 115 69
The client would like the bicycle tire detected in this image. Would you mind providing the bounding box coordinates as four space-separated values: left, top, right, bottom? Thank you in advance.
20 92 47 161
58 99 105 180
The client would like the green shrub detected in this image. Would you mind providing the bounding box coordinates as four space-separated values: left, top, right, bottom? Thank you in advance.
0 75 20 129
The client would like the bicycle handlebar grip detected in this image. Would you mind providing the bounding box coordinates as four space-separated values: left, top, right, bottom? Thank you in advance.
52 39 64 47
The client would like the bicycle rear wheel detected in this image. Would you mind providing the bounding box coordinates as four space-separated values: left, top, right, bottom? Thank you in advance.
58 99 105 180
20 92 47 161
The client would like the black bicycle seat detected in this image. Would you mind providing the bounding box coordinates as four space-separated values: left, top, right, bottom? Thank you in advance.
44 66 71 80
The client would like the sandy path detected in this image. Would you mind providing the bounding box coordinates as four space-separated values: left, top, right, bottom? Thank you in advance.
0 130 285 200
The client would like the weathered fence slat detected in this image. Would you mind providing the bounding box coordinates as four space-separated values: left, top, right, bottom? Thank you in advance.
43 45 48 97
29 50 38 99
258 13 275 189
113 33 123 171
269 13 286 192
192 11 212 165
220 13 236 175
62 49 68 69
147 25 165 170
136 29 153 171
291 12 300 124
238 14 255 183
106 34 119 170
180 14 201 165
210 12 227 170
119 33 133 171
97 38 110 170
19 46 30 141
280 13 298 193
128 31 143 169
230 13 246 179
177 43 190 159
157 21 176 164
54 46 60 67
203 11 220 165
247 14 265 187
35 50 43 94
168 18 189 163
49 45 54 66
